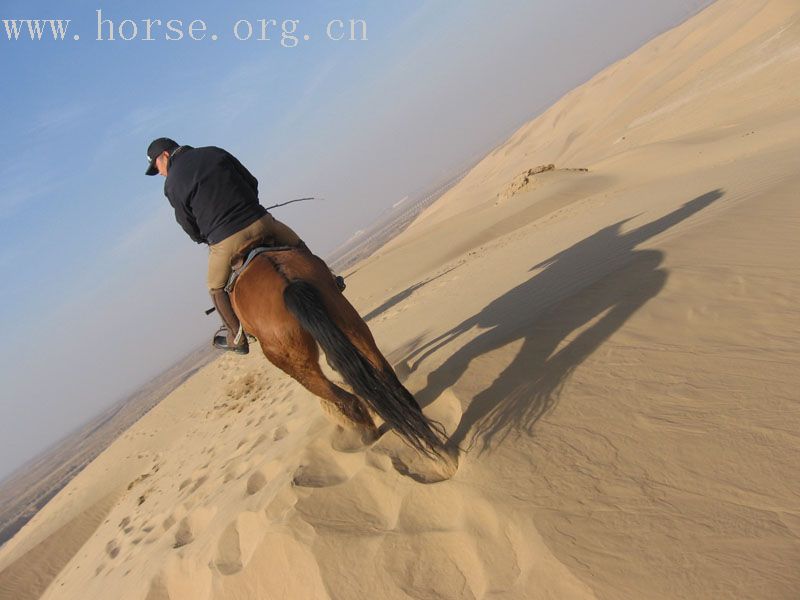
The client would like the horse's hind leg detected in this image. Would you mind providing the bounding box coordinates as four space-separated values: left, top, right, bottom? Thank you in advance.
335 302 424 410
259 336 378 439
308 372 378 438
314 382 382 446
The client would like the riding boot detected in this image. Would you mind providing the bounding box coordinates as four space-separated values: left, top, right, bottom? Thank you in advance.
210 289 249 355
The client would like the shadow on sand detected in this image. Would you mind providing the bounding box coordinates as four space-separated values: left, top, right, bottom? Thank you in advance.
364 266 460 323
404 190 723 453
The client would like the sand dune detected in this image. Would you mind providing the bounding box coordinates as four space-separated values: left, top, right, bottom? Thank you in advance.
2 0 800 597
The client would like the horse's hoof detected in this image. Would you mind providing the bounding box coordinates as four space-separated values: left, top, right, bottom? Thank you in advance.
389 448 458 484
360 426 384 446
371 439 459 484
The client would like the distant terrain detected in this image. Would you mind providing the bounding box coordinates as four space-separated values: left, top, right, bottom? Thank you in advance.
327 165 474 274
0 344 217 550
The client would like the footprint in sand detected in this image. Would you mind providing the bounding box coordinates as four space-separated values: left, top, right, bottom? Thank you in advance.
214 511 266 575
245 470 268 495
248 433 268 452
146 556 212 600
173 506 216 548
263 485 299 522
223 459 252 483
293 469 400 533
292 463 349 488
229 438 252 459
177 468 209 495
190 476 208 493
245 460 282 495
162 504 189 531
272 425 288 441
140 518 162 544
105 539 121 559
291 449 354 488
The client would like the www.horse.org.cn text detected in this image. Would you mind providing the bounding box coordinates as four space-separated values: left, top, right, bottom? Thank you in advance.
1 11 368 46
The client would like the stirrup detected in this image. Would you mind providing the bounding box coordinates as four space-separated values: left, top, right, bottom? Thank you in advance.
212 326 249 355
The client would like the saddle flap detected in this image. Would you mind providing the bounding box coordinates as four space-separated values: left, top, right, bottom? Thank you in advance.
225 241 301 293
230 236 278 270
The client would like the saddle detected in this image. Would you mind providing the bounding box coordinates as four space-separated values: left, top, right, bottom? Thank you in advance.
224 237 301 293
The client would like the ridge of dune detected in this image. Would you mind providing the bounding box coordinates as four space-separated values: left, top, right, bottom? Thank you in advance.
3 0 800 598
390 0 800 235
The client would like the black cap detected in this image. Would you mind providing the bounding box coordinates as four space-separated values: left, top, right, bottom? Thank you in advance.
145 137 179 176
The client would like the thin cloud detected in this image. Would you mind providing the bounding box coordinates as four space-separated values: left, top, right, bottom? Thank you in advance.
110 202 177 259
29 102 93 135
279 58 339 129
87 106 177 171
0 171 59 220
208 59 277 125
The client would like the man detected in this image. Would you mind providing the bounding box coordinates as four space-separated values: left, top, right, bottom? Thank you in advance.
145 137 307 355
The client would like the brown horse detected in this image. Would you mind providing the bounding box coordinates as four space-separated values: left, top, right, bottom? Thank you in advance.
228 242 451 463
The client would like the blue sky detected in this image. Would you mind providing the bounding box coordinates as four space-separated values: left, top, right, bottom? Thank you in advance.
0 0 711 480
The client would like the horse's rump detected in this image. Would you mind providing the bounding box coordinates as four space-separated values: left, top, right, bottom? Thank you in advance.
229 245 346 350
229 246 449 459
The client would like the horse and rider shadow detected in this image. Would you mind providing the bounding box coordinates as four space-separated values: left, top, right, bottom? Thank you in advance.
364 265 461 323
404 189 724 454
227 188 721 476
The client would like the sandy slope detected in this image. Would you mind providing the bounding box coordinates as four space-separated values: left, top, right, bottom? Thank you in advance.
2 0 800 598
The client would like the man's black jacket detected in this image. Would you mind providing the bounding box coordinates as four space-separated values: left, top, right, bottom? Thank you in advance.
163 145 267 245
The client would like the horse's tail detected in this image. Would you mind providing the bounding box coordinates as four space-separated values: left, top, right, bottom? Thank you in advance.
283 279 447 458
